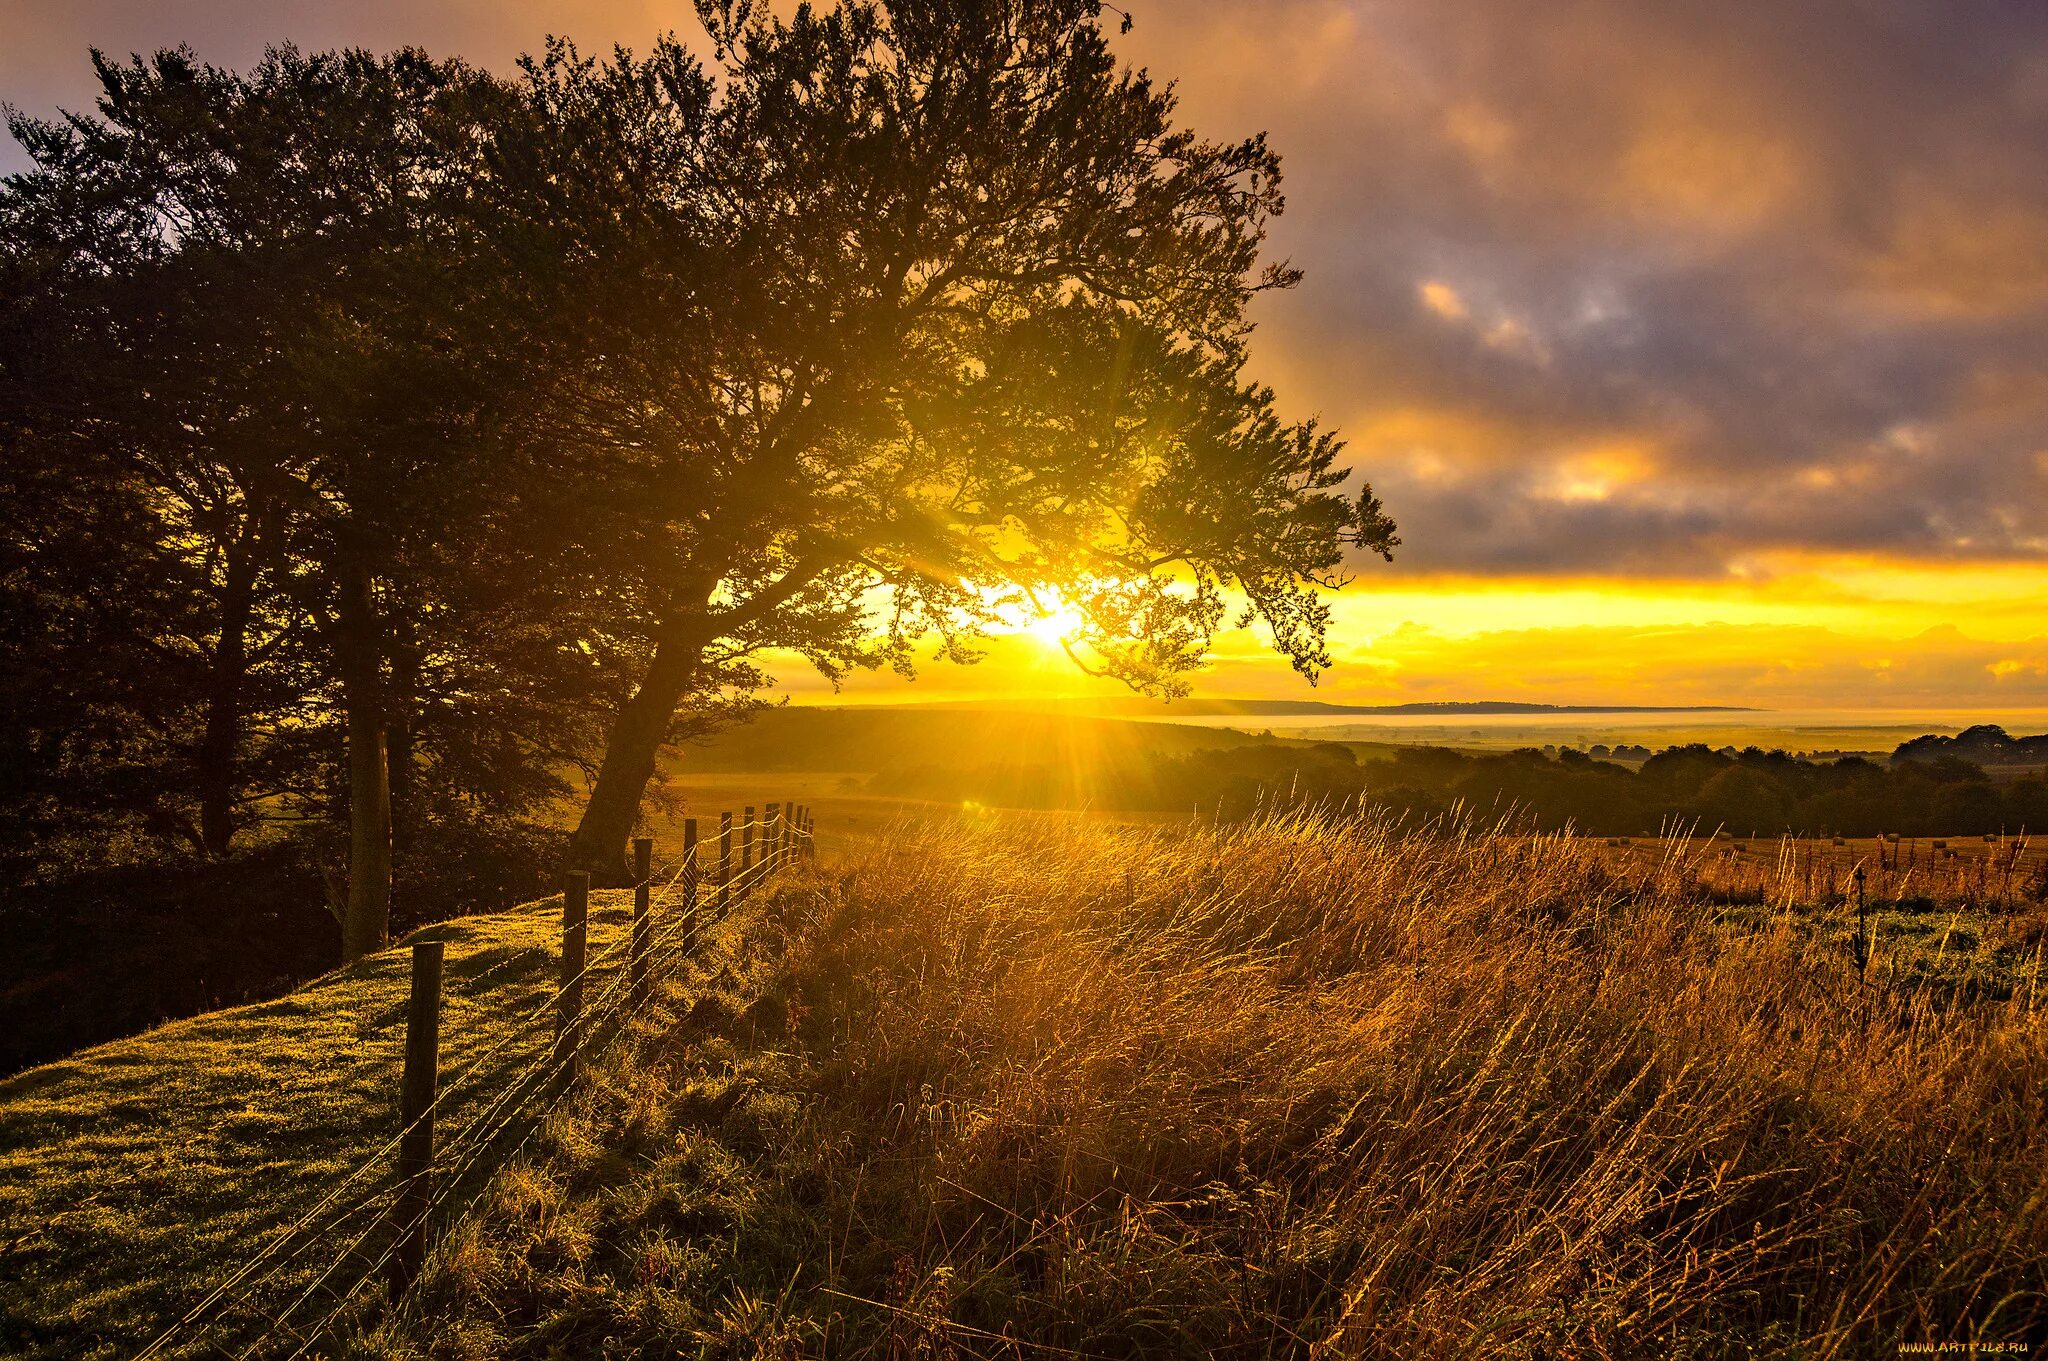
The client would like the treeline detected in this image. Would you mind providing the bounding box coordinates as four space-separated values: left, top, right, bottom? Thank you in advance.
0 1 1391 984
1894 725 2048 770
878 740 2048 836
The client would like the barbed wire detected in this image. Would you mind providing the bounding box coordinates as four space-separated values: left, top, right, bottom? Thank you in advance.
270 912 755 1361
136 804 816 1360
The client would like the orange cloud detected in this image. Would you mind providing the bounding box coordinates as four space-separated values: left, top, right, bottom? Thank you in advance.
1417 280 1469 321
1853 190 2048 319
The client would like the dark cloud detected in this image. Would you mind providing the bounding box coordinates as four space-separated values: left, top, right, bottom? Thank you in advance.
1114 0 2048 577
7 0 2047 581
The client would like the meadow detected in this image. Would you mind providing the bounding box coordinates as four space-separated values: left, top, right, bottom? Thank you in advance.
0 845 814 1361
9 702 2039 1082
345 811 2046 1358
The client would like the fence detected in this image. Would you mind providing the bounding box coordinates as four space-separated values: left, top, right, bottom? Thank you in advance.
134 800 818 1360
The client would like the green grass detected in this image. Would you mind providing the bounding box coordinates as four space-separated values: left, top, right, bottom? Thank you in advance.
0 879 763 1361
1671 839 2048 1011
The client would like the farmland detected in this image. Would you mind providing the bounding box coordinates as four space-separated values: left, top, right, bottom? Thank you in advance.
7 807 2044 1356
359 811 2048 1357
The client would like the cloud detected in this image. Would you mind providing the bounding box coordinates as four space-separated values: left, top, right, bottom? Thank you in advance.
1310 618 2048 711
1111 0 2048 579
1417 280 1469 321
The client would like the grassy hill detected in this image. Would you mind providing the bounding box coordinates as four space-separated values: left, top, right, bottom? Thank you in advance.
0 874 797 1361
671 705 1394 773
8 813 2046 1357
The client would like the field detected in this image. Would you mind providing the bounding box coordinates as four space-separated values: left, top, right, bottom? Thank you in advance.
617 707 1407 844
621 769 1185 860
1614 833 2048 1022
361 815 2048 1355
8 811 2045 1357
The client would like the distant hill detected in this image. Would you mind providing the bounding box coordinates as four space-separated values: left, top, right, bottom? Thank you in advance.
680 705 1378 774
861 697 1758 718
1893 724 2048 768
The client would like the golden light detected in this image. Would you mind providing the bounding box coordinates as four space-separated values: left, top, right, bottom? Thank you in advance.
1019 600 1087 649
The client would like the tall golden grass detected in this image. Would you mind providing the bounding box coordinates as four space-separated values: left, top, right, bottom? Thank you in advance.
392 811 2048 1358
1668 831 2043 916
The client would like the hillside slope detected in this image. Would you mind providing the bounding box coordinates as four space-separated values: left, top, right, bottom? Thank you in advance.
8 815 2046 1357
0 878 786 1361
671 705 1390 774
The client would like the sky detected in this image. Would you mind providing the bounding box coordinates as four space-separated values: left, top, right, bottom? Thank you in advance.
6 0 2048 713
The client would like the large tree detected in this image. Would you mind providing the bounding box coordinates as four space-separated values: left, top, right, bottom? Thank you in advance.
546 0 1396 875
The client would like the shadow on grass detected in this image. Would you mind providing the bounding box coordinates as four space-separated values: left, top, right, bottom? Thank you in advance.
0 891 641 1361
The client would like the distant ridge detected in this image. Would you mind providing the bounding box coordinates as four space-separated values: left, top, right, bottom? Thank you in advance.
845 697 1759 717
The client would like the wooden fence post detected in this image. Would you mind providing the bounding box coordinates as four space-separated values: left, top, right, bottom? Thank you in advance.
766 802 782 871
630 838 653 1008
682 818 700 947
716 812 734 917
555 871 588 1083
742 805 756 883
389 939 443 1302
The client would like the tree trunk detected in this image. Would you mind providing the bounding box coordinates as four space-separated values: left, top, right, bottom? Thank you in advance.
196 534 260 859
338 555 392 961
387 611 420 852
568 630 701 884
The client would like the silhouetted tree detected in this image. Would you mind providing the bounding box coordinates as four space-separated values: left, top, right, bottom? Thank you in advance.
1 57 321 871
1 49 623 955
533 2 1398 875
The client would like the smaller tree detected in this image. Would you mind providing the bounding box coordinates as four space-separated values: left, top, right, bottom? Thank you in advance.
1694 766 1792 838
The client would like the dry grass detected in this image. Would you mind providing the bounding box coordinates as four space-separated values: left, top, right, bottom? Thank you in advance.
374 811 2048 1359
1637 832 2048 915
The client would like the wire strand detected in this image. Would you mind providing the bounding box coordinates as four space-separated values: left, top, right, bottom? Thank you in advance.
149 809 810 1357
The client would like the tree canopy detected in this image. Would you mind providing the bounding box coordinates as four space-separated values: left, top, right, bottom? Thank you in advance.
514 1 1397 872
1 48 626 946
1 0 1396 952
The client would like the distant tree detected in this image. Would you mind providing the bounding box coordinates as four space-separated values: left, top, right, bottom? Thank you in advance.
1691 766 1791 838
531 1 1398 876
2003 777 2048 833
1894 725 2048 770
1933 780 2004 835
1638 745 1733 806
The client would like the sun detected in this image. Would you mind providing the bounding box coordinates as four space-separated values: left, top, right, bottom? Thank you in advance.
979 583 1092 656
1019 601 1086 648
